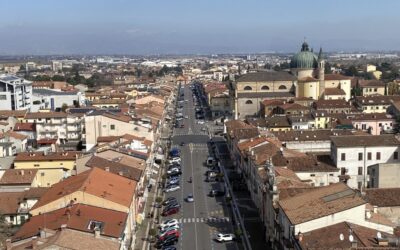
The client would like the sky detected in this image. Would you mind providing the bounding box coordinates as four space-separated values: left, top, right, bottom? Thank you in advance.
0 0 399 55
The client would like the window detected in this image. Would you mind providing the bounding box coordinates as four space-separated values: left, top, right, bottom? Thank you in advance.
245 100 253 104
358 153 363 161
244 86 252 91
310 174 315 177
110 124 115 130
376 152 381 160
88 220 104 231
395 152 398 160
278 85 287 90
358 167 363 175
341 153 346 161
374 88 377 92
261 85 270 90
0 95 7 100
34 164 40 167
41 172 45 176
367 152 372 160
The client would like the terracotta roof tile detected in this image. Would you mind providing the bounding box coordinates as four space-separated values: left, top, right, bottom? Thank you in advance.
331 134 400 147
0 169 38 185
299 222 395 249
13 122 35 132
0 110 27 118
15 151 80 162
86 156 142 181
13 204 127 241
97 136 121 143
0 192 24 214
325 74 351 81
365 188 400 207
323 87 346 95
31 167 136 211
279 182 366 224
25 112 67 119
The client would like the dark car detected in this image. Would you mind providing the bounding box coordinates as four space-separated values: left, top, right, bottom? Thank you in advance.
162 197 177 206
154 235 178 248
164 202 181 210
161 207 180 216
180 142 185 146
208 189 225 197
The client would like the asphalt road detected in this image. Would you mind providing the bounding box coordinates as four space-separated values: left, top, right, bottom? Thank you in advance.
162 84 237 250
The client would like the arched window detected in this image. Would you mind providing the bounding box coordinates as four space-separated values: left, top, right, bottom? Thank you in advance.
244 86 252 91
245 100 253 104
261 85 270 90
278 85 287 90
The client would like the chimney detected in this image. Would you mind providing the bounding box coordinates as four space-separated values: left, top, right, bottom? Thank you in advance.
351 240 358 248
60 224 67 231
20 170 24 176
94 228 101 238
118 171 123 176
6 239 12 250
105 167 110 172
39 228 46 239
373 206 378 213
31 236 38 250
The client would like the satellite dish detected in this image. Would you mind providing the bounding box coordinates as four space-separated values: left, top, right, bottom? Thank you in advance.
339 233 344 241
349 235 354 242
377 232 382 239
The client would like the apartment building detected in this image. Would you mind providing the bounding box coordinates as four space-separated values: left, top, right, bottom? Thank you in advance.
0 74 32 110
24 112 83 143
331 134 400 190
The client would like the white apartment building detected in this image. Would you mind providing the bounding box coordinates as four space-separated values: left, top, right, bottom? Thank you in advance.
25 112 83 143
331 135 400 190
0 74 32 110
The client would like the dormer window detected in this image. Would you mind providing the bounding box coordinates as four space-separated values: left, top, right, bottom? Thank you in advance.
88 220 104 231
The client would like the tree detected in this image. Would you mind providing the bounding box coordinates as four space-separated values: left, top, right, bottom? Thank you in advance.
387 82 399 95
52 75 65 81
324 62 333 74
61 103 68 112
0 213 14 248
345 65 358 76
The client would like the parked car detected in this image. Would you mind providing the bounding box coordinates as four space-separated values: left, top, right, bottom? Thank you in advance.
215 233 235 242
162 197 177 206
209 189 225 197
158 230 180 241
161 207 180 216
159 219 179 229
154 235 178 248
164 185 180 193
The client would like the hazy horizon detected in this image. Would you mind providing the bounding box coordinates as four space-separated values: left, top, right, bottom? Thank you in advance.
1 0 400 55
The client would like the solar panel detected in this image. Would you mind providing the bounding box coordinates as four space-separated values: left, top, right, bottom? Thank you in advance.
322 189 355 202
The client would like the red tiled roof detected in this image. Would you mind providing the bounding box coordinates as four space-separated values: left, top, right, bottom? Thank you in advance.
13 204 127 241
0 169 38 185
25 112 67 119
325 74 351 81
15 151 80 162
14 122 35 132
279 183 366 224
31 168 136 210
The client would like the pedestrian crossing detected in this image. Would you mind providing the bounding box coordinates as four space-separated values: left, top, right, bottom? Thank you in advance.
177 217 230 224
173 131 207 136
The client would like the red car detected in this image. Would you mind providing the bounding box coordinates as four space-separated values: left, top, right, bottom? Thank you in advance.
158 230 180 241
161 207 179 216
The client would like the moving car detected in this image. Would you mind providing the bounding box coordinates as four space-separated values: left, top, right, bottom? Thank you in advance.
186 193 194 203
215 233 235 242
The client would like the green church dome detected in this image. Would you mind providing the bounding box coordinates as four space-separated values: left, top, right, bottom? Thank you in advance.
290 42 318 69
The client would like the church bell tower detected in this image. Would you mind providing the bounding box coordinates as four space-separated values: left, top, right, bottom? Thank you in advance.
318 47 325 99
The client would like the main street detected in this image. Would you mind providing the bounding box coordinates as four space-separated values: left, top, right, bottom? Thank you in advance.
163 83 237 250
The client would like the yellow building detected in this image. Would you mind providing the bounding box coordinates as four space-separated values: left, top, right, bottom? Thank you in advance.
29 167 137 243
14 151 80 187
359 80 386 96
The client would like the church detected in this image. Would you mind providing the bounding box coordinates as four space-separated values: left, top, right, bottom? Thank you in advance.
233 41 351 119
